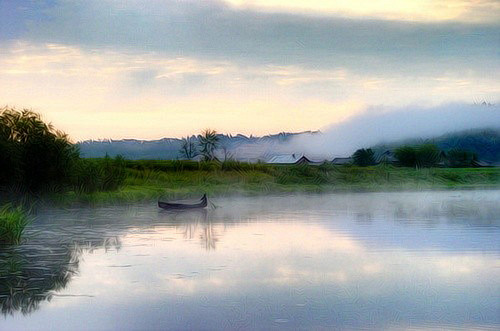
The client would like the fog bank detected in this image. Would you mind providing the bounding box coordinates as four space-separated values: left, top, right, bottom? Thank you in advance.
289 103 500 158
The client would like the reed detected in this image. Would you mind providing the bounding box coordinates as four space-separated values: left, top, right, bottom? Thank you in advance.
48 163 499 205
0 204 30 244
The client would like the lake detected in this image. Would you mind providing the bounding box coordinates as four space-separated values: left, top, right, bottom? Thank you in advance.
1 190 499 330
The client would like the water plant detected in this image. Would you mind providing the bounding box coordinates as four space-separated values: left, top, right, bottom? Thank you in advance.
0 204 30 244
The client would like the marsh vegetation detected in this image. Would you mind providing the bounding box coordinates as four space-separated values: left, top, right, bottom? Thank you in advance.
1 107 499 241
0 204 30 244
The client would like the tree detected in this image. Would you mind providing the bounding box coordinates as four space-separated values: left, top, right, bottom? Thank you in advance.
0 107 79 192
198 129 219 161
179 136 198 159
352 148 376 166
395 144 441 168
395 146 417 167
415 144 441 168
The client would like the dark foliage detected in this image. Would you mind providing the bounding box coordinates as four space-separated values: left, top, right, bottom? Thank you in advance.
0 107 126 194
395 144 441 168
0 107 79 193
352 148 376 166
199 129 219 161
179 136 198 159
394 146 417 167
373 128 499 163
415 144 441 168
72 156 126 193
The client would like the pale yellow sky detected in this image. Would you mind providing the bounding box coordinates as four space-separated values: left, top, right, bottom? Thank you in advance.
224 0 500 22
1 42 497 140
1 0 498 140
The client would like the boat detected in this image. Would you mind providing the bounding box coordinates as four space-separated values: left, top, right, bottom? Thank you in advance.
158 194 208 210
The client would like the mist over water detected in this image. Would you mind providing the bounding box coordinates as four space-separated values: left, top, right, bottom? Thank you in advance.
287 102 500 158
1 191 499 330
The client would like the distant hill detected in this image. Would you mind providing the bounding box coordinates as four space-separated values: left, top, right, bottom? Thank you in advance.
78 128 500 162
372 128 500 162
78 131 320 161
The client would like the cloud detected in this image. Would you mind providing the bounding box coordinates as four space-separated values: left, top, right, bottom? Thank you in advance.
289 103 500 157
223 0 500 23
1 42 499 140
4 0 497 76
1 1 498 139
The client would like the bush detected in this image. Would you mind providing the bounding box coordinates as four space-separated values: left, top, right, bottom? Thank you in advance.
0 107 128 195
395 146 417 167
0 107 79 192
416 144 441 168
352 148 376 166
395 144 441 168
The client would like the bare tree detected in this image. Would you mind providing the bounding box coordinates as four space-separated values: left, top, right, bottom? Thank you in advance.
179 136 198 159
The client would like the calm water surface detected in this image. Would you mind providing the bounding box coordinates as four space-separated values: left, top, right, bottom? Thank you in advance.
1 190 499 330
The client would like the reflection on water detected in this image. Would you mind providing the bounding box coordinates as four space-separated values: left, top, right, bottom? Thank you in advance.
1 190 499 330
164 209 220 250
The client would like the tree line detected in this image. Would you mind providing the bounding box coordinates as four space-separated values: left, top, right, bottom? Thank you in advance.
0 107 126 194
352 145 478 168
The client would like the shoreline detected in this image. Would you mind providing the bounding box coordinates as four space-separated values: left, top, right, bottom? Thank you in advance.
3 164 499 207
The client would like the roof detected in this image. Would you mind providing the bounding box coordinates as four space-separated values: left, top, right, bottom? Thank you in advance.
377 150 397 163
331 157 353 165
267 154 311 164
471 160 497 167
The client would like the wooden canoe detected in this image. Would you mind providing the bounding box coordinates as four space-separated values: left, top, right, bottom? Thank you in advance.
158 194 207 210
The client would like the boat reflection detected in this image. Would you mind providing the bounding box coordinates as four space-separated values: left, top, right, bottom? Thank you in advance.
160 209 220 250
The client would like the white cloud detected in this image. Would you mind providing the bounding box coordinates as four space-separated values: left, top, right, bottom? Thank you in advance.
223 0 500 23
290 103 500 157
0 37 498 140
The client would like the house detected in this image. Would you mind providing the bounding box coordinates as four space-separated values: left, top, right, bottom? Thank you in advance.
377 150 397 164
267 154 312 165
471 160 497 167
331 157 353 165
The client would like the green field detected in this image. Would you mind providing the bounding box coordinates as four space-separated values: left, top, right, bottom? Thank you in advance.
58 160 500 204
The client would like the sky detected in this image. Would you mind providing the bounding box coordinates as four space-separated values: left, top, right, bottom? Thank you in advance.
0 0 499 141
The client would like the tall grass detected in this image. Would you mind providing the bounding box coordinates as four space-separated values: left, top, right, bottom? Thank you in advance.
45 160 500 205
72 156 126 193
0 204 30 244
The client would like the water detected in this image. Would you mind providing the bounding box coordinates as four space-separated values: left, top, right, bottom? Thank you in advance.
1 190 499 330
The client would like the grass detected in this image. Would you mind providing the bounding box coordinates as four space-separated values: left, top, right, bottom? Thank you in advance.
3 160 497 244
0 204 30 244
50 160 500 205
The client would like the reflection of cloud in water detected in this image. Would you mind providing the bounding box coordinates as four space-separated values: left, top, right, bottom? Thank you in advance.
0 190 498 329
62 219 497 329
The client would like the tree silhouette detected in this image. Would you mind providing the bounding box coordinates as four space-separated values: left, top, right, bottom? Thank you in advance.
179 136 198 159
352 148 376 166
395 144 441 168
199 129 219 161
0 107 78 192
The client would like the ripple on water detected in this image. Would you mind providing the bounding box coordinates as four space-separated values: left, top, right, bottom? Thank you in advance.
1 190 499 330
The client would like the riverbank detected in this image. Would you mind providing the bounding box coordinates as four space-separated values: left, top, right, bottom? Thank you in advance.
53 161 500 205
